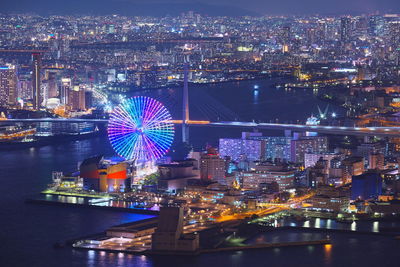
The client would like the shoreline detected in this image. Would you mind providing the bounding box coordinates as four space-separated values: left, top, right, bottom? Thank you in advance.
113 74 292 93
25 198 160 215
70 239 331 256
274 225 400 236
0 130 106 150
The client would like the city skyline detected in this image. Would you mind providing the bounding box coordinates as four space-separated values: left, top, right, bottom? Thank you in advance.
1 2 400 266
1 0 400 16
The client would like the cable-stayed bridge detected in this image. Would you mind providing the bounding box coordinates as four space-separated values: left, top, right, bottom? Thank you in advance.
1 118 400 137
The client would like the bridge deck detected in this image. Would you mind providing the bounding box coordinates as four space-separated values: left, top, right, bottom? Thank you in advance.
1 118 399 136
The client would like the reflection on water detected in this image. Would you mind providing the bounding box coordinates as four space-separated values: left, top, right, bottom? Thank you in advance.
39 194 160 211
351 221 356 231
315 218 321 228
253 89 259 104
327 219 332 229
278 218 395 234
373 221 379 233
324 244 332 264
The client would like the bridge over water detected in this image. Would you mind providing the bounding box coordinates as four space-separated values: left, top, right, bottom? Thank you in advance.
2 118 400 137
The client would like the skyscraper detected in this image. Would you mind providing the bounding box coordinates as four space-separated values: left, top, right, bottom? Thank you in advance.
369 15 385 36
0 65 17 107
340 17 352 44
68 85 86 111
32 53 41 110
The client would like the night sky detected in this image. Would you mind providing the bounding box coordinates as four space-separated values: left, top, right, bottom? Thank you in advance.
1 0 400 16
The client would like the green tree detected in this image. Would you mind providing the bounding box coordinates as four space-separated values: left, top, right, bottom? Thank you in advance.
142 172 160 186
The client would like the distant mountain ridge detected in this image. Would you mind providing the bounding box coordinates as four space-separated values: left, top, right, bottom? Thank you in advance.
1 0 260 17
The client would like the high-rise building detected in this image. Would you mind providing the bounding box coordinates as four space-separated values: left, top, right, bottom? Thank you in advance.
60 78 71 105
369 152 384 170
84 90 93 110
16 68 33 101
340 17 352 43
351 171 382 200
341 156 364 184
68 86 86 111
0 65 17 107
369 15 385 36
219 132 265 162
290 136 328 163
219 138 263 162
263 137 292 161
200 148 226 184
32 53 41 110
282 26 291 45
44 70 58 99
388 21 400 51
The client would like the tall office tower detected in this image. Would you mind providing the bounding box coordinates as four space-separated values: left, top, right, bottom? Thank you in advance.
388 22 400 49
45 70 58 98
60 78 72 105
306 28 317 45
32 53 41 110
340 17 352 44
354 16 368 36
282 26 291 43
316 21 328 43
84 90 93 109
369 15 385 36
17 79 32 100
200 148 226 184
0 65 17 107
16 67 33 100
68 85 86 111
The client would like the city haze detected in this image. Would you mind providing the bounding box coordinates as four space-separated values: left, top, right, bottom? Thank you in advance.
1 0 400 16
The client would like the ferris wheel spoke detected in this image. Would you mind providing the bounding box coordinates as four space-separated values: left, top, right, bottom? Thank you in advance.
112 133 138 158
142 135 159 161
142 106 171 129
108 96 174 161
111 108 137 129
145 132 173 152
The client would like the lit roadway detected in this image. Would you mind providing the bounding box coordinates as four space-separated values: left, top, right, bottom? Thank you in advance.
216 206 289 222
215 192 315 222
3 118 400 136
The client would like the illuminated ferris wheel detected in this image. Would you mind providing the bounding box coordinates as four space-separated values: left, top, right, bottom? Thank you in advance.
107 96 175 162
